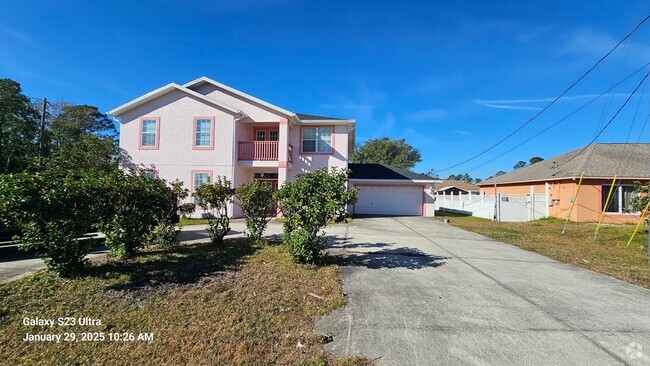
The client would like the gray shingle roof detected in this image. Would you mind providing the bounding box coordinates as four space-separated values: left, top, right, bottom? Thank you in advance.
296 113 347 121
349 163 435 181
479 143 650 186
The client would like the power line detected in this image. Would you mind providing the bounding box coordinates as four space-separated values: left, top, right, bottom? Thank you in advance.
559 71 650 167
463 63 650 174
437 15 650 173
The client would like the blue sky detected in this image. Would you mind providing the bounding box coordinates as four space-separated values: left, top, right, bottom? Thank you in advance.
1 1 649 179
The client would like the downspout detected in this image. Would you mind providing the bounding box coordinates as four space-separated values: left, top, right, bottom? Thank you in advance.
231 112 248 217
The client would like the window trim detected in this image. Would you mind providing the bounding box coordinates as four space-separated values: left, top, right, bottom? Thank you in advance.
191 170 213 204
192 116 215 150
601 184 638 215
299 125 334 155
138 117 160 150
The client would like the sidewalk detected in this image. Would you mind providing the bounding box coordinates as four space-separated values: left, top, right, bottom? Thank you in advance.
0 219 285 284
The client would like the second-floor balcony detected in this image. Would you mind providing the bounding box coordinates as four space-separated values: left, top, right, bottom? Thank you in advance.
238 141 294 164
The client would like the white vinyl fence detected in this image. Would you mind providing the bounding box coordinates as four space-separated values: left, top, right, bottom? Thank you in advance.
435 189 549 222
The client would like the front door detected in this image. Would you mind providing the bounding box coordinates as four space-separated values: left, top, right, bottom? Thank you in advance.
257 179 278 192
253 172 279 192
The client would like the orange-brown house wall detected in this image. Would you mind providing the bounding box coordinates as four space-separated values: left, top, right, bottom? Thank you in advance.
479 179 641 224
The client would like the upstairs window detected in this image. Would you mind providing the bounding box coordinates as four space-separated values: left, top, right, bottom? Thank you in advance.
140 118 159 148
194 117 214 148
301 127 332 153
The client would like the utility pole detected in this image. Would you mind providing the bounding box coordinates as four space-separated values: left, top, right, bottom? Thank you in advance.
38 98 47 167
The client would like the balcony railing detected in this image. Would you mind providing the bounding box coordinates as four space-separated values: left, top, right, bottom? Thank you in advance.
238 141 279 161
237 141 295 163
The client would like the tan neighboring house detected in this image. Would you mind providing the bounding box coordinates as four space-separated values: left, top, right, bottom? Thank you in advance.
478 143 649 224
433 180 480 195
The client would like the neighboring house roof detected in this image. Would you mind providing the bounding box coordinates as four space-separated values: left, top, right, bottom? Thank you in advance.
479 143 650 186
108 83 242 118
349 163 440 182
433 180 480 192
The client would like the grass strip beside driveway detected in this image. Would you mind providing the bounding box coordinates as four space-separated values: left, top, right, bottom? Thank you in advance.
439 214 650 289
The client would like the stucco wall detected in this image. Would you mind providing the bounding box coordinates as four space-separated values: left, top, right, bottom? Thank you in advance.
575 179 641 224
287 124 349 181
190 83 285 122
119 89 236 186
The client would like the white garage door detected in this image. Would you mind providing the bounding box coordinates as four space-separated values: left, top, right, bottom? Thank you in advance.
355 185 423 216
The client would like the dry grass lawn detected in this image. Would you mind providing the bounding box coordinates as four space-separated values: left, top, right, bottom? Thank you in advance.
0 239 368 365
438 213 650 289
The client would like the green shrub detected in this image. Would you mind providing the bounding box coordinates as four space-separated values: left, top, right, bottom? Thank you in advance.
236 180 276 242
276 167 358 263
194 176 234 245
0 171 99 276
285 227 325 264
149 218 180 248
146 179 191 248
178 203 196 218
97 171 176 259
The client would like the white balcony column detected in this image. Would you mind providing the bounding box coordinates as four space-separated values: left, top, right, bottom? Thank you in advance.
278 118 289 187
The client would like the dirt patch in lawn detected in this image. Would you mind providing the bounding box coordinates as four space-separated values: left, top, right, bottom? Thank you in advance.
0 239 369 365
440 215 650 289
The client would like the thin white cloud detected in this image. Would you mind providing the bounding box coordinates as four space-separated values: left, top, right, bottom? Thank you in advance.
0 27 37 46
406 108 448 121
561 27 650 61
482 103 541 111
0 59 77 90
408 74 465 95
454 130 472 135
475 93 634 110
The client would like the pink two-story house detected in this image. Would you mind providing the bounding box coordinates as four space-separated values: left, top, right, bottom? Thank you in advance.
110 77 353 217
110 77 438 217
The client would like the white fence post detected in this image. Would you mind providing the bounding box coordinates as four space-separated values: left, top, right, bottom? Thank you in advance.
545 182 550 217
496 189 501 222
528 185 535 221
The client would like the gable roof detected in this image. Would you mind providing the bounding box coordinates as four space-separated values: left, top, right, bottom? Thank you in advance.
433 179 480 192
111 76 357 128
108 83 242 118
184 76 296 119
184 78 356 125
479 143 650 186
349 163 439 182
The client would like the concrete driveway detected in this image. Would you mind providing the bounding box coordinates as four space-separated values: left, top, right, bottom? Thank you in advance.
316 216 650 366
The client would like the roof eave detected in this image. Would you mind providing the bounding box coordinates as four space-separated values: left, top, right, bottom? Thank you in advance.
109 83 241 119
298 119 356 125
184 76 296 118
478 175 650 186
